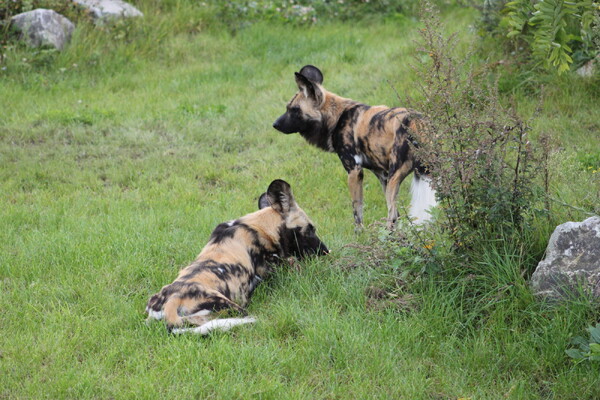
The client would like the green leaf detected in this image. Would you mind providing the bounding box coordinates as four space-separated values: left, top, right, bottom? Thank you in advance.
589 325 600 343
570 336 590 352
590 343 600 354
558 63 570 74
566 348 585 359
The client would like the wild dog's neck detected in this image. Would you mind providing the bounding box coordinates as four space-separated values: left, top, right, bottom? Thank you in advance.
242 208 282 248
299 91 361 153
324 92 361 127
240 208 286 262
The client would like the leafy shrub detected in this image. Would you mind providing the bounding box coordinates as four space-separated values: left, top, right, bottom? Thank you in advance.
308 0 422 21
406 1 547 252
504 0 600 74
202 0 424 31
208 0 318 31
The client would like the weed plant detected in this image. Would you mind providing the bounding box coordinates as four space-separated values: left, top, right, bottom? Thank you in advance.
567 323 600 363
407 1 544 253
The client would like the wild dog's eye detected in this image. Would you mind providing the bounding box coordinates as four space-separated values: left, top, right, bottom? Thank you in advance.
288 106 301 115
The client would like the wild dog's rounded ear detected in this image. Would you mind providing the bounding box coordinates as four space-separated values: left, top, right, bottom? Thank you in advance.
295 72 324 105
295 72 313 92
266 179 295 215
298 65 323 84
258 193 271 210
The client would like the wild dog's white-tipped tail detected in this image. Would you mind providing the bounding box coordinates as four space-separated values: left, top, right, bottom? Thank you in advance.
171 317 257 335
409 175 437 224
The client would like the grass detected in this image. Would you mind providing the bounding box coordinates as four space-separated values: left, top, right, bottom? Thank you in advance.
1 3 600 399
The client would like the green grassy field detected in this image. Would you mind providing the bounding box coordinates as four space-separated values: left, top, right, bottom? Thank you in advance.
1 3 600 399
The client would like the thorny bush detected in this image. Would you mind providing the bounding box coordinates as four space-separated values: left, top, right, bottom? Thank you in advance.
405 1 548 255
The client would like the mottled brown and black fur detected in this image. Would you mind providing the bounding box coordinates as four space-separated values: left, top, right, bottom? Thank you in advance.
146 179 328 334
273 65 436 229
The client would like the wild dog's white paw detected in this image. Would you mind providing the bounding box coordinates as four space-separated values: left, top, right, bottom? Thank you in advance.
146 309 164 321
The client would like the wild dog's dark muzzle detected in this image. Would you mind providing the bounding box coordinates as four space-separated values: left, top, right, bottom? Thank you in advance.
296 243 329 258
316 241 329 256
291 232 329 259
273 113 297 134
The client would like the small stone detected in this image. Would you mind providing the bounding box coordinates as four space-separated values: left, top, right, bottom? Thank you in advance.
73 0 143 22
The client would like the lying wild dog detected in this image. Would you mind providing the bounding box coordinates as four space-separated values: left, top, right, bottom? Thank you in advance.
273 65 437 229
146 179 328 334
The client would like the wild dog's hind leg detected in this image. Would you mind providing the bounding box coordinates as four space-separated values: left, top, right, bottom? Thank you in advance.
170 294 253 335
179 293 248 325
385 163 413 230
347 167 364 228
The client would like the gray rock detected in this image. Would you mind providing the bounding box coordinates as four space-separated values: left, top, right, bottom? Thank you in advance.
576 58 597 78
531 216 600 300
10 9 75 51
74 0 143 22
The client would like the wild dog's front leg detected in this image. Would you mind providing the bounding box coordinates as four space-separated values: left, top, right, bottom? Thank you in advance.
347 167 364 228
375 172 388 195
146 290 168 321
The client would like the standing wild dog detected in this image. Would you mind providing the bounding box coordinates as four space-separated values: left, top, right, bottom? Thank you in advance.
273 65 437 229
146 179 328 334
